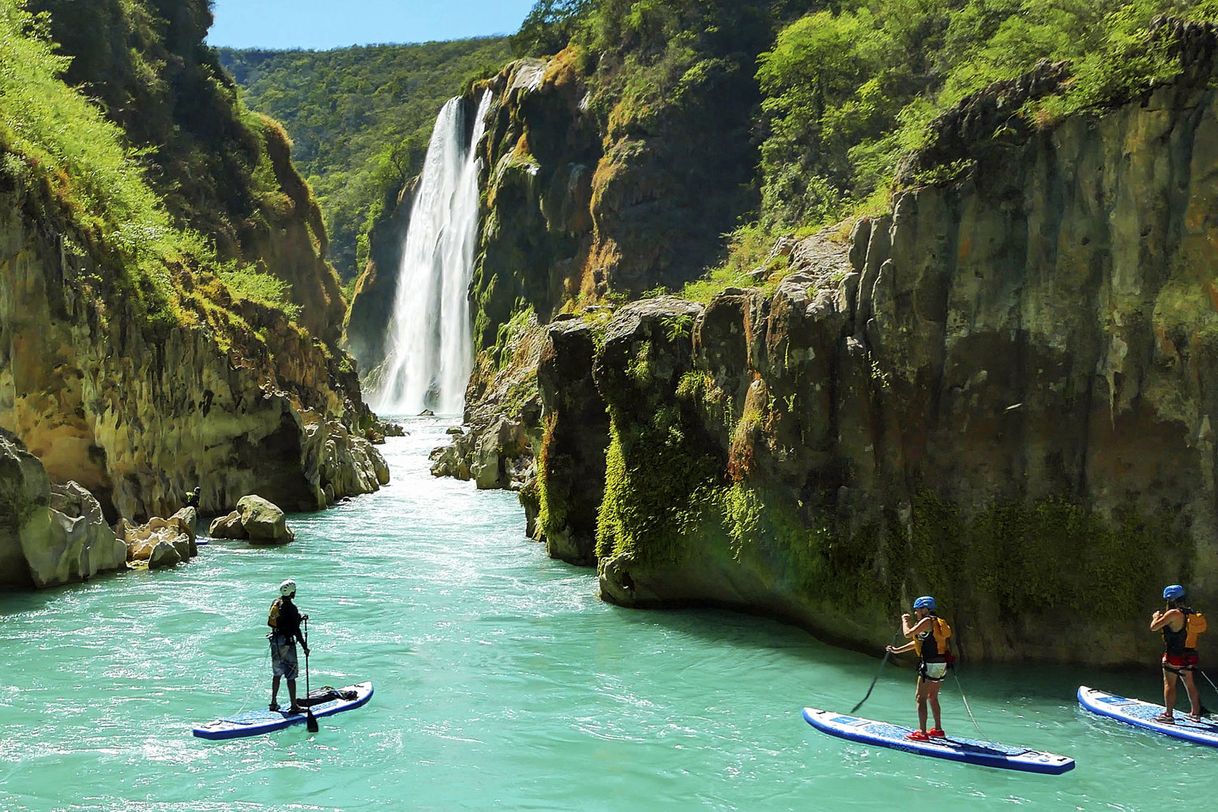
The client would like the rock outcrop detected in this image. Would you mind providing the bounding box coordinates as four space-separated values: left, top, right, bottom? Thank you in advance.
0 432 126 588
237 495 295 544
429 313 545 494
534 317 610 565
531 55 1218 666
0 195 387 521
0 0 390 578
209 495 294 544
118 508 198 569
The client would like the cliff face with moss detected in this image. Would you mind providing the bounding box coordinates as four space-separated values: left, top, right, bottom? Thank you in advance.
526 51 1218 666
31 0 346 343
0 0 387 581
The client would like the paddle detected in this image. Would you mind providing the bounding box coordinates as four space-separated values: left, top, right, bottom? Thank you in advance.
852 633 902 714
851 650 891 714
304 617 319 734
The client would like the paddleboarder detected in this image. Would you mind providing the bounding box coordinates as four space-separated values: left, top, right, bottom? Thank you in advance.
268 579 310 714
1150 584 1206 723
887 595 953 741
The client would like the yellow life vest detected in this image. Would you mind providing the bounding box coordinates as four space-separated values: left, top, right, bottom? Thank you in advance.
912 616 952 658
268 598 282 629
1186 611 1208 649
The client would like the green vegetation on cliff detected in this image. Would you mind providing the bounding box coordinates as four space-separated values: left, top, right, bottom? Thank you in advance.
218 38 514 282
511 0 1218 298
0 0 334 335
755 0 1218 228
25 0 342 337
0 0 200 324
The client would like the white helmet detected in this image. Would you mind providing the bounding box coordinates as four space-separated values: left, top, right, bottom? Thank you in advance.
279 579 296 597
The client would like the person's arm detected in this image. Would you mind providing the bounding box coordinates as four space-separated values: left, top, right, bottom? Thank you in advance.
295 607 310 653
886 641 917 655
901 614 933 639
1150 607 1181 632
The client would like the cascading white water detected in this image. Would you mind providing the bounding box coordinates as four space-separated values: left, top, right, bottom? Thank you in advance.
373 90 493 415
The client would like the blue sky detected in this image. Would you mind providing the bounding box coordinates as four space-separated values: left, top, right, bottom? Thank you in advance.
208 0 538 49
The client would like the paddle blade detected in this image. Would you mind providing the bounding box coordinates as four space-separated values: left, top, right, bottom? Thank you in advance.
306 709 319 733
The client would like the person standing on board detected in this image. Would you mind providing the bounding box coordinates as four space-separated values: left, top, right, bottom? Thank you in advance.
268 579 310 714
1150 584 1206 723
887 596 953 741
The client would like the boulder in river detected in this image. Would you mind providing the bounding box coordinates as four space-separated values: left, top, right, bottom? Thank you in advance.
208 511 248 540
236 495 295 544
117 511 198 569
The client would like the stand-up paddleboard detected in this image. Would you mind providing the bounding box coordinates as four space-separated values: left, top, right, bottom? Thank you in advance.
193 681 372 740
1078 686 1218 747
802 708 1075 774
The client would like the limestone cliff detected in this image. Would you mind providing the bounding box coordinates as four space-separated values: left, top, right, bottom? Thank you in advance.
0 184 387 522
0 0 388 567
349 36 765 382
533 44 1218 666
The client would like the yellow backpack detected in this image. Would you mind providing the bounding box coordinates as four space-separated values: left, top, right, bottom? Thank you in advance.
1186 611 1208 649
913 617 952 657
268 598 282 630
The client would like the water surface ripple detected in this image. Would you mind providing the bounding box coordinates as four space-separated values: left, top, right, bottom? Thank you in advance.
2 420 1215 809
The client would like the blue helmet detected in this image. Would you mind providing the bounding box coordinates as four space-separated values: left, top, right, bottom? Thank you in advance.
913 596 937 611
1163 584 1185 601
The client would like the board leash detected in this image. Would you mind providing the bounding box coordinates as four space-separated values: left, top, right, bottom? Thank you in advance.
953 672 984 738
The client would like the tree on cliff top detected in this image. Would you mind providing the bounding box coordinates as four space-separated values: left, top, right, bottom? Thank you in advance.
513 0 595 56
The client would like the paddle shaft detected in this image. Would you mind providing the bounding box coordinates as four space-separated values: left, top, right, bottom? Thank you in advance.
850 650 891 714
304 618 319 733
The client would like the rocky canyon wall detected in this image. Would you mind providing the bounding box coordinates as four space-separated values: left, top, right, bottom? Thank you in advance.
533 52 1218 666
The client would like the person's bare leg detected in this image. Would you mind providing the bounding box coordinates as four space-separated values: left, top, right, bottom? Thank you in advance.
271 675 281 709
916 679 928 732
1184 672 1201 718
288 678 300 711
1161 670 1178 720
928 682 942 731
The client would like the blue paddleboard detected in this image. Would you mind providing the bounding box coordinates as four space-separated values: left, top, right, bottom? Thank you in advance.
802 707 1075 774
1078 685 1218 747
193 681 373 740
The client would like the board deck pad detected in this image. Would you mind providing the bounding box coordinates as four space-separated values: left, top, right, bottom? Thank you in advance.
1078 685 1218 747
193 681 373 740
802 707 1075 774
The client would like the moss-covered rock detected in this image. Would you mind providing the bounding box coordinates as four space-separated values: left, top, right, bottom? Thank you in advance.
536 317 609 564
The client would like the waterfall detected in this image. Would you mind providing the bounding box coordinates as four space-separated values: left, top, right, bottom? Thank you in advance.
372 90 493 415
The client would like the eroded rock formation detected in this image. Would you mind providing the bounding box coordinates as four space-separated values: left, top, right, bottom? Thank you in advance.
0 432 126 588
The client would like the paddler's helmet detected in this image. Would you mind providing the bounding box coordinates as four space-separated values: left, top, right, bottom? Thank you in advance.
279 579 297 597
1163 584 1185 601
913 596 936 611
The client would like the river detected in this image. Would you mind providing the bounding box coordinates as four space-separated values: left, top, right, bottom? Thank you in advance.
1 419 1214 810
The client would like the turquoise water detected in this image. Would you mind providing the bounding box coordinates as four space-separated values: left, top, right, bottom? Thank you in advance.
2 419 1216 810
